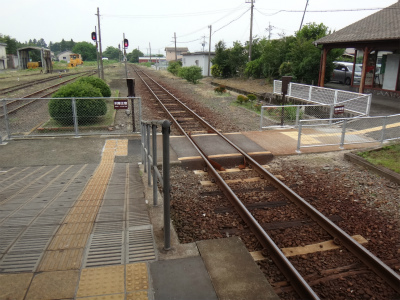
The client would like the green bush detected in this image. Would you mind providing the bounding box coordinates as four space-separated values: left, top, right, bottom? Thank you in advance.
236 95 249 103
214 85 227 94
279 61 293 76
211 64 222 78
167 61 182 76
77 76 111 97
178 66 203 84
49 82 107 125
247 94 257 101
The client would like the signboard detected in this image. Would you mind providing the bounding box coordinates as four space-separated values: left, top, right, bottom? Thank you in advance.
114 100 128 109
334 105 345 114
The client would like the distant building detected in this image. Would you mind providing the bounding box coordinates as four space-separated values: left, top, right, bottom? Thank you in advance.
138 57 167 64
0 43 7 69
164 47 188 61
57 51 73 62
182 52 215 76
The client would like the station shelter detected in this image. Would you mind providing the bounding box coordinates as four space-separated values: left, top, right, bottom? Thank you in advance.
315 1 400 98
17 46 53 73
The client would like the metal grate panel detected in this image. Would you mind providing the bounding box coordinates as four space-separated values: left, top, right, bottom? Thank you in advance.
127 226 156 263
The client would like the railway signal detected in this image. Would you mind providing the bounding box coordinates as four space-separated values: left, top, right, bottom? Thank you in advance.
91 32 97 41
124 39 129 48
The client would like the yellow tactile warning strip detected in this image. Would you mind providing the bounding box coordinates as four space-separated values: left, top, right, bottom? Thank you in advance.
38 139 128 272
76 263 149 299
282 121 400 145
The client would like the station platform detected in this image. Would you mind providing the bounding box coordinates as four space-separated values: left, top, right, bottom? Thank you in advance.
0 125 388 299
0 135 283 300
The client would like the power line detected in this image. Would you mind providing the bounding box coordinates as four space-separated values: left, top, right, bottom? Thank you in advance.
255 7 399 17
102 6 247 19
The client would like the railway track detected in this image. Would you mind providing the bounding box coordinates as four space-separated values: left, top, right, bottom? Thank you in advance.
0 70 94 96
133 66 400 299
0 71 94 118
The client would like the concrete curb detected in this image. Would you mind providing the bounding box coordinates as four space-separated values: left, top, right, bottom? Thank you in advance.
344 150 400 184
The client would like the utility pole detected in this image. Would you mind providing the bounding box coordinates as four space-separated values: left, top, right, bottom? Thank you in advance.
246 0 254 62
96 7 104 79
95 26 100 78
266 22 273 40
201 35 207 52
208 25 212 77
149 42 151 63
299 0 309 31
174 32 177 61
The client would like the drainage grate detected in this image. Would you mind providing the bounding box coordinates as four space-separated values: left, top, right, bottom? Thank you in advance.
0 251 43 273
0 226 24 254
127 211 150 227
8 235 52 253
127 225 156 263
92 221 124 234
96 212 125 222
82 232 125 268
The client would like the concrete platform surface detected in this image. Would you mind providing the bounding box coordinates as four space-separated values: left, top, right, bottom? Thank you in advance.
197 237 280 300
150 257 218 300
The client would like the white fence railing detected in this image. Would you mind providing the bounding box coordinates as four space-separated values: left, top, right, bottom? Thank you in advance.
295 114 400 153
260 104 349 129
273 81 372 116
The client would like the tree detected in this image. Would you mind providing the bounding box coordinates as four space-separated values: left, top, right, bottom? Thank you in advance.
0 34 20 54
127 49 144 63
72 42 96 61
103 46 121 60
288 23 343 83
211 41 247 78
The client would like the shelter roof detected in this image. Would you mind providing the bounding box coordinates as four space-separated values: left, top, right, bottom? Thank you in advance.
165 47 189 52
315 2 400 46
17 46 50 51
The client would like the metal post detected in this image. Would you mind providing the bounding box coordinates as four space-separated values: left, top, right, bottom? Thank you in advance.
141 123 145 166
366 94 372 116
127 79 135 132
71 98 79 137
208 25 212 77
123 33 128 79
340 119 347 149
329 104 334 125
96 7 104 80
296 122 302 153
260 106 264 130
162 120 171 250
2 100 10 140
380 116 388 145
295 106 300 127
146 124 151 185
308 85 312 101
138 98 142 131
152 124 158 206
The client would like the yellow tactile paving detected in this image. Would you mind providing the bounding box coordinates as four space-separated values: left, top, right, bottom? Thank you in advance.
38 249 84 271
63 212 99 223
74 199 103 206
36 139 130 285
126 291 149 300
48 233 90 250
0 273 33 300
77 294 125 300
77 265 125 297
69 205 99 215
126 263 149 292
57 222 94 235
76 263 149 300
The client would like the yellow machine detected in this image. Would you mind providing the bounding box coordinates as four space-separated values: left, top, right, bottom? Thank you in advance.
68 53 83 67
27 62 42 69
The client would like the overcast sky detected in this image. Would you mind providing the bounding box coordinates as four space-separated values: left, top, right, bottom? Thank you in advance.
1 0 398 55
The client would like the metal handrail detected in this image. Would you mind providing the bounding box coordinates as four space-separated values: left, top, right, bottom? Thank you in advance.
141 119 171 250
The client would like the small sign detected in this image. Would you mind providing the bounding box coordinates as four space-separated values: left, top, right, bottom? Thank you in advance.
334 105 345 114
114 100 128 109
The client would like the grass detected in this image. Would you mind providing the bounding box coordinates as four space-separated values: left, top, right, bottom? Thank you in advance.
357 142 400 173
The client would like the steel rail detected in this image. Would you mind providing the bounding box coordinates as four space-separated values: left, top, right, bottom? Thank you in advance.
135 66 400 296
134 67 320 299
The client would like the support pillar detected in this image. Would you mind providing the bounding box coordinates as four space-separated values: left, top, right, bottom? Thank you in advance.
318 47 329 87
359 47 369 94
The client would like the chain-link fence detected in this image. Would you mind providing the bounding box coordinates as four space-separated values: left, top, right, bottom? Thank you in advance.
260 104 348 129
0 97 142 140
273 81 371 116
296 114 400 152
